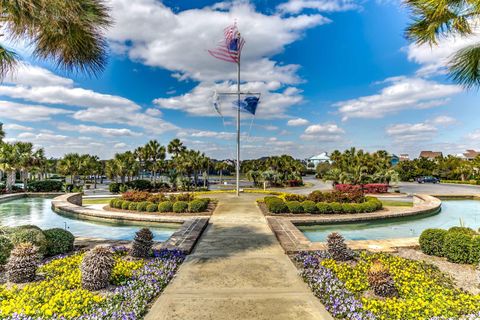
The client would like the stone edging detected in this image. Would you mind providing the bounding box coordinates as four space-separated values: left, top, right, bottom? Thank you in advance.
267 194 441 253
50 193 210 254
0 192 65 203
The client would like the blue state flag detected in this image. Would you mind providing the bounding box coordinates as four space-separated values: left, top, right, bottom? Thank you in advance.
233 96 259 115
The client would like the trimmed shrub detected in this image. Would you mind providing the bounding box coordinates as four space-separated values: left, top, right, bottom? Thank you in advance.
130 228 153 258
109 183 122 193
327 232 352 261
125 179 152 191
188 199 208 213
330 202 344 214
173 201 188 213
286 201 304 214
307 190 325 203
6 243 39 283
121 191 150 202
44 228 75 256
264 196 281 205
448 227 477 235
443 231 472 263
27 180 63 192
316 202 332 214
121 201 131 210
302 200 318 214
128 202 138 211
266 198 288 213
109 198 117 208
470 236 480 264
158 201 173 213
342 203 356 214
0 236 13 264
284 194 307 202
10 227 48 256
136 202 148 212
419 229 447 257
146 203 158 212
81 246 114 291
115 199 124 209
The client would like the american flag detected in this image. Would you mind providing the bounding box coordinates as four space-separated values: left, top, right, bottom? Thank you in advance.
208 23 245 63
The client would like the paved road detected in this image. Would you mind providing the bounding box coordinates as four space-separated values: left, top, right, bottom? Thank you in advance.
397 182 480 195
146 193 332 320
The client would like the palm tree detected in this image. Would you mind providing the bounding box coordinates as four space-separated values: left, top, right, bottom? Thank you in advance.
0 143 18 191
0 0 111 79
215 161 229 184
57 153 81 186
167 138 186 158
405 0 480 88
145 140 166 183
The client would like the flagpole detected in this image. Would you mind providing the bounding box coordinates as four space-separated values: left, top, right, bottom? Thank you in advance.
236 51 241 197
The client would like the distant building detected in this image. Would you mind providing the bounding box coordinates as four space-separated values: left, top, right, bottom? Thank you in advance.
463 149 480 161
399 154 410 161
306 152 330 167
390 154 400 166
419 151 443 160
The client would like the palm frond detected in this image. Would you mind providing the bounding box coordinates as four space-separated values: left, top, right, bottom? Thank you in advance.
449 43 480 89
0 44 19 80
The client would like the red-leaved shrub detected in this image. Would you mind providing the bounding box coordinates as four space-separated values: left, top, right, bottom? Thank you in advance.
121 191 150 202
334 184 388 194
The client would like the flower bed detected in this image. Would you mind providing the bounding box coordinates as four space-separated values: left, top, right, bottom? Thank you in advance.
1 248 185 319
335 184 389 194
262 190 383 214
109 191 211 214
295 250 480 320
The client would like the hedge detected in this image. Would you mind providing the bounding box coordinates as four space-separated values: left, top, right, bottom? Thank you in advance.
111 198 210 213
26 180 63 192
286 201 303 214
146 203 158 212
0 236 13 264
44 228 75 256
158 201 173 213
173 201 188 213
188 199 208 213
10 227 48 256
264 196 382 214
128 202 138 211
419 229 447 256
137 202 148 212
470 236 480 264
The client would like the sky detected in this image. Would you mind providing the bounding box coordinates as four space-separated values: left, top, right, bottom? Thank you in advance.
1 0 480 160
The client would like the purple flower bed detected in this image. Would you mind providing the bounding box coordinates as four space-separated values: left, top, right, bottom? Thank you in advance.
295 251 375 320
4 249 186 320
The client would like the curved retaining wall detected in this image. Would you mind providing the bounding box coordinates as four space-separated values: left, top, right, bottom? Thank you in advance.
51 193 209 253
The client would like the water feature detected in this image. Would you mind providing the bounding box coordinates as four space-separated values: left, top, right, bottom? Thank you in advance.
299 200 480 241
0 197 178 241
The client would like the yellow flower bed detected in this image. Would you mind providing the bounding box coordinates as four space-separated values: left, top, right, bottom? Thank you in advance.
324 252 480 320
0 251 144 318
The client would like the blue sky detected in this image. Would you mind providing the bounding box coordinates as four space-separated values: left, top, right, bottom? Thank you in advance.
1 0 479 160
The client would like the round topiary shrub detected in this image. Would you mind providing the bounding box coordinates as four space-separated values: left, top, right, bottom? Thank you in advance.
109 198 117 208
419 228 447 257
44 228 75 256
363 201 378 213
158 201 173 213
10 227 48 257
443 230 473 263
301 200 318 214
173 201 188 213
330 202 344 214
286 201 304 214
114 199 124 209
469 236 480 264
0 236 13 264
267 199 288 213
146 203 158 212
6 243 39 283
188 199 208 213
448 227 477 235
316 202 332 214
130 228 154 258
342 203 356 214
128 202 138 211
136 202 148 212
121 201 131 210
81 246 114 291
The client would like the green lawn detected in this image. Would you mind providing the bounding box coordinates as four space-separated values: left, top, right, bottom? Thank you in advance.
380 200 413 207
82 197 115 205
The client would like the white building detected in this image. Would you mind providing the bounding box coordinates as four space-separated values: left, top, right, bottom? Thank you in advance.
306 152 330 167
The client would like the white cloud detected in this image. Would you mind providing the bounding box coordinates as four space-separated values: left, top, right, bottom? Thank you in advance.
3 123 33 131
407 32 480 76
154 81 302 119
287 117 310 126
114 142 128 148
0 101 71 122
386 122 437 142
56 123 143 137
429 115 456 126
277 0 360 15
301 122 345 141
334 76 462 120
5 64 74 87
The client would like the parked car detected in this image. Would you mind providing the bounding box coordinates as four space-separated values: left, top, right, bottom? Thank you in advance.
416 176 440 184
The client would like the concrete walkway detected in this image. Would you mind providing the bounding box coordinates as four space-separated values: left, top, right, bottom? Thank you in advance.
146 193 332 320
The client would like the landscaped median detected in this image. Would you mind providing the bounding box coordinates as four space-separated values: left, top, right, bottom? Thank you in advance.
106 191 213 214
260 190 383 215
